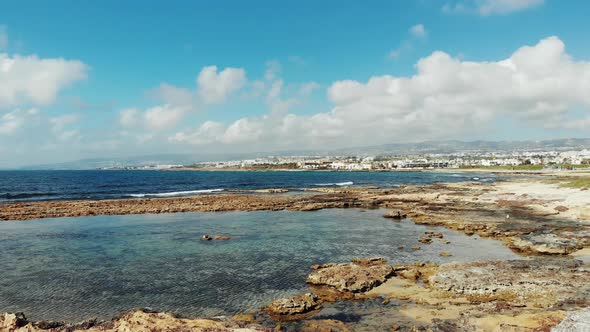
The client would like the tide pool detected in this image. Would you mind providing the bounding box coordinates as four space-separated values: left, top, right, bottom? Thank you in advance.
0 209 519 321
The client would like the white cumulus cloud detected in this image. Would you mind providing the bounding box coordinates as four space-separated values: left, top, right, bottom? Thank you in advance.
197 65 246 104
0 53 88 108
443 0 544 15
119 105 188 132
0 108 38 135
410 24 427 38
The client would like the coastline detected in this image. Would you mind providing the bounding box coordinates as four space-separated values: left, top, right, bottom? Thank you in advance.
1 174 589 331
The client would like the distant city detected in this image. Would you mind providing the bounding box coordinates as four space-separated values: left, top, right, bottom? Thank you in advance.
102 149 590 171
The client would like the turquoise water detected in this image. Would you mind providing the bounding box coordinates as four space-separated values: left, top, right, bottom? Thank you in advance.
0 209 519 322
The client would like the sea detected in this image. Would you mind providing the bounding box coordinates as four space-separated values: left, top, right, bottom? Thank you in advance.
0 170 494 202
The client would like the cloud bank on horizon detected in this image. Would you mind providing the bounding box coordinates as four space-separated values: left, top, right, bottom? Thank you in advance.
169 36 590 148
0 0 589 167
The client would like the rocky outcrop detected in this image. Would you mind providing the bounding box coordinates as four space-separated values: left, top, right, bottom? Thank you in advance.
0 309 269 332
1 312 28 330
263 293 322 321
509 233 585 255
428 258 590 306
383 210 407 220
306 258 394 294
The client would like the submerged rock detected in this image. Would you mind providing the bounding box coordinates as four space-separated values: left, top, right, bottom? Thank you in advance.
425 231 444 239
418 237 433 244
301 319 350 332
264 293 322 321
202 234 233 241
307 258 394 293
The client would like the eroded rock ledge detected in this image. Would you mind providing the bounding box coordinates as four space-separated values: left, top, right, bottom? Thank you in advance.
0 308 269 332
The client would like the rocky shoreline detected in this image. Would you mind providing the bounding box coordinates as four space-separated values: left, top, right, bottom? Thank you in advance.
1 176 589 331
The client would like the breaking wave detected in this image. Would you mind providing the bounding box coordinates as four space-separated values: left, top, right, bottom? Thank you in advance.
128 189 224 198
313 181 354 186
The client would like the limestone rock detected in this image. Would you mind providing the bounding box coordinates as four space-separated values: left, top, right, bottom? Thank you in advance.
264 293 322 321
428 258 589 306
509 233 584 255
383 210 407 220
552 308 590 332
307 258 394 293
1 312 28 330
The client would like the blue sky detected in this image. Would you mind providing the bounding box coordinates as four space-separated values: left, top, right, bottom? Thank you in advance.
1 0 590 167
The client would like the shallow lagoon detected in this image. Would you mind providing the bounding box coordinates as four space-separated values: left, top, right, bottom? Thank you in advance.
0 209 520 321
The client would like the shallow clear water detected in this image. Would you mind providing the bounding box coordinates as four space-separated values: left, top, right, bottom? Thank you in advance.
0 170 494 201
0 209 519 321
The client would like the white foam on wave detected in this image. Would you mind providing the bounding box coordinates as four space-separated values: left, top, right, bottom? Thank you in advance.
129 188 224 198
314 181 354 186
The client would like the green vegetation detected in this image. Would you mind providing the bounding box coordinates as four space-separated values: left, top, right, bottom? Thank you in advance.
459 165 544 170
545 176 590 188
459 164 590 171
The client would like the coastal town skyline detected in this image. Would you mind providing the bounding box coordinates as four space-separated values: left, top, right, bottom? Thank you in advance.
2 0 590 168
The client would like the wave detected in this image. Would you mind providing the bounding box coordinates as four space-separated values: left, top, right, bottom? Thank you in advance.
313 181 354 187
128 189 224 198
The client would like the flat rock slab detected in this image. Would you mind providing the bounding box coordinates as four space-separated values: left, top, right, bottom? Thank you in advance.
428 258 590 306
307 257 394 293
509 232 586 255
